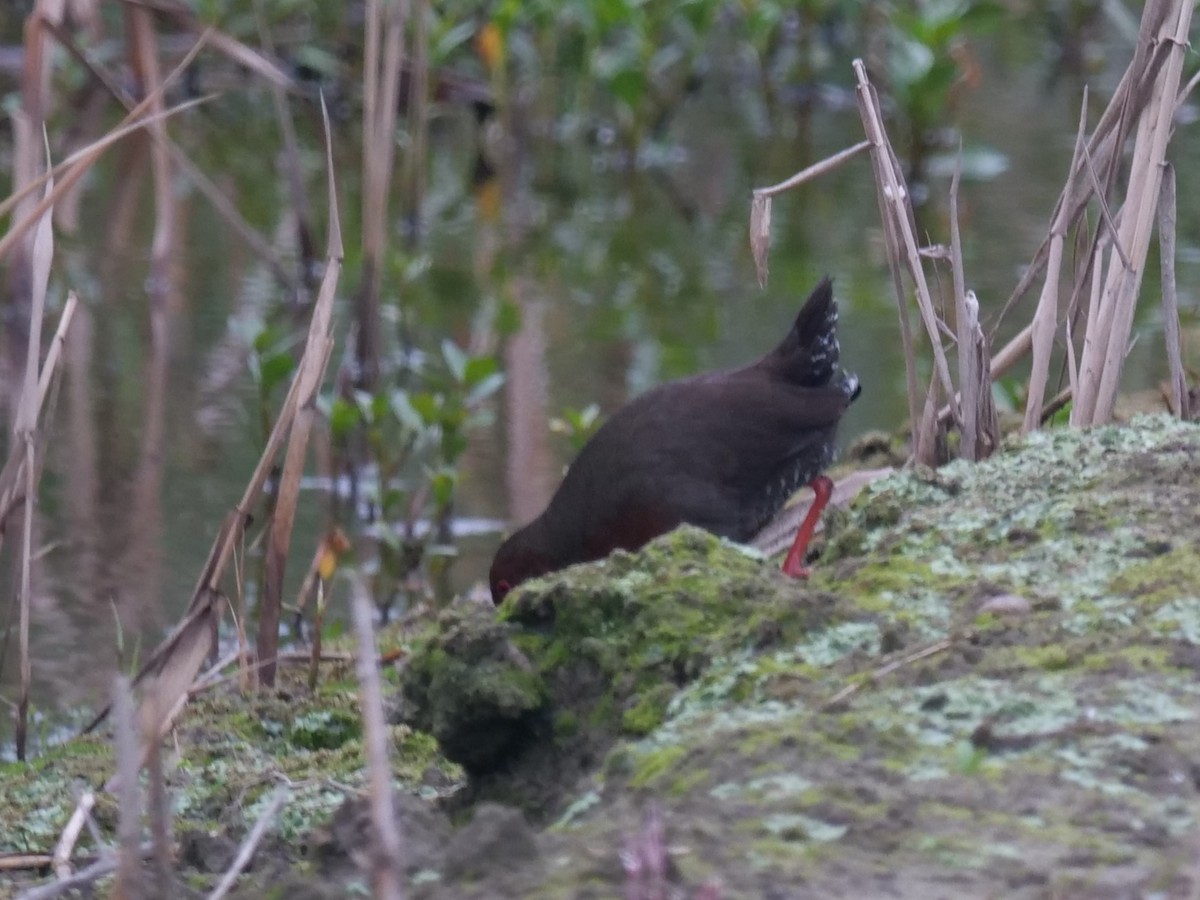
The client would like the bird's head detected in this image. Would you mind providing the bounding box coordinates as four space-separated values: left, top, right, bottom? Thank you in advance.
489 528 554 604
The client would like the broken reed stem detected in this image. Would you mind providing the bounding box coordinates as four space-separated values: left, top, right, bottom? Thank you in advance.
147 688 175 900
257 96 343 687
358 0 408 385
1158 163 1188 419
405 0 430 238
958 1 1194 428
748 140 871 288
86 98 344 754
47 13 297 288
852 59 958 463
112 677 143 899
754 140 872 198
251 4 316 275
308 579 325 692
1075 0 1192 425
351 574 405 900
0 31 212 264
1023 89 1090 433
1061 0 1190 424
948 160 977 459
51 790 95 879
822 636 960 710
13 143 55 761
205 785 289 900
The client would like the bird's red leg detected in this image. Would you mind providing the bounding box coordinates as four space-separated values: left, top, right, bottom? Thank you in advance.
781 475 834 578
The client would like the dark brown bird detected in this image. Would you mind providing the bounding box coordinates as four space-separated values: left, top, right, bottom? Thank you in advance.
489 277 860 603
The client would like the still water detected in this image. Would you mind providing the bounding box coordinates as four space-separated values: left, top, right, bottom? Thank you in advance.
1 29 1196 748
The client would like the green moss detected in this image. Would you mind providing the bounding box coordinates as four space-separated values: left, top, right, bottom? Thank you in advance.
622 683 676 736
285 707 361 750
1015 645 1075 672
629 745 686 789
670 767 710 796
553 711 580 738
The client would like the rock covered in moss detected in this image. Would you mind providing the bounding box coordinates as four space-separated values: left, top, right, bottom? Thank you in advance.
400 525 845 819
399 603 547 774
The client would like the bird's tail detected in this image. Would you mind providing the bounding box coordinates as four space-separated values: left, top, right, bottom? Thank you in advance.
766 276 841 387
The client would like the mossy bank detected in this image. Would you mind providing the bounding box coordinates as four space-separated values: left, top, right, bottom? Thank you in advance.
4 415 1200 898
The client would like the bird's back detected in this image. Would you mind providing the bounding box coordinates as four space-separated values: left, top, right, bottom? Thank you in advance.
538 277 858 550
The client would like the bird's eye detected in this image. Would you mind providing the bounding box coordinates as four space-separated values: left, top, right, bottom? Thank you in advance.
496 579 513 599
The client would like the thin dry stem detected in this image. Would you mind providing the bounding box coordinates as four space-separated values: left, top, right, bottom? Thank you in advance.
1158 163 1188 418
258 97 343 686
853 60 958 462
358 0 408 384
112 677 143 899
822 636 962 710
206 784 289 900
1023 91 1090 433
51 790 95 879
753 140 872 198
351 573 405 900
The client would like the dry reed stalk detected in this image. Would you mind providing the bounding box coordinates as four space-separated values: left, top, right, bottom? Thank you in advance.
252 3 317 273
1074 0 1192 425
0 293 78 539
126 0 294 88
1158 164 1188 419
22 2 57 126
17 852 131 900
1022 92 1091 433
0 27 212 266
350 573 405 900
358 0 408 386
10 145 57 760
406 0 431 238
949 163 997 460
945 0 1192 428
146 685 175 900
258 97 344 687
206 784 289 900
989 42 1155 338
308 580 326 691
51 790 94 879
748 140 870 288
821 635 961 710
111 677 143 900
125 0 176 274
84 100 343 754
852 59 957 464
231 530 253 690
47 14 298 286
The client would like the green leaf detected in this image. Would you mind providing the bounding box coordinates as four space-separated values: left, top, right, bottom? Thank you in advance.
391 391 425 432
442 428 468 463
463 354 498 388
291 44 343 79
382 487 407 517
370 392 391 424
889 36 935 90
430 469 456 507
466 372 505 407
259 353 295 397
409 392 441 425
611 68 647 108
497 298 522 335
434 20 477 60
328 398 360 439
353 389 375 420
252 326 277 355
442 340 468 383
